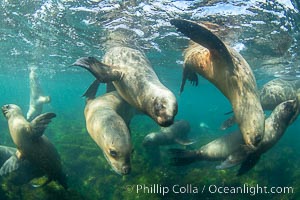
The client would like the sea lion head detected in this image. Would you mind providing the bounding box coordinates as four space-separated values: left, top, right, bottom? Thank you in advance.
103 146 132 175
102 127 132 175
239 113 265 151
151 92 178 127
142 132 157 146
274 98 299 125
260 79 296 110
2 104 22 119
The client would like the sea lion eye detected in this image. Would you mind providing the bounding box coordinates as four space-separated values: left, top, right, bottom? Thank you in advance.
4 105 10 109
154 102 165 115
109 149 118 158
155 103 162 110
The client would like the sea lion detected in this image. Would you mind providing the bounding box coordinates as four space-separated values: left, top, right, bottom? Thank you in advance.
2 104 67 188
0 145 44 186
143 120 194 146
72 30 178 127
221 78 299 130
0 146 16 167
170 96 300 175
26 67 51 121
171 19 264 149
220 115 236 130
83 80 135 175
260 78 298 110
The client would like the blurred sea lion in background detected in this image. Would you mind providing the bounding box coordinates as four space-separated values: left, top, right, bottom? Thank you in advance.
83 80 135 175
26 67 51 121
171 19 264 150
260 78 298 110
143 120 194 146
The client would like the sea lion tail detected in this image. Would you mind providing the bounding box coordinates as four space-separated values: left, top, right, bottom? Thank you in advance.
82 80 100 100
168 148 198 166
30 112 56 138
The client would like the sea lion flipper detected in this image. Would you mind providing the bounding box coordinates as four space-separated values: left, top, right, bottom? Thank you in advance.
168 148 198 166
0 155 20 176
171 19 235 69
72 57 124 83
106 83 116 93
30 112 56 138
224 110 234 115
82 80 100 100
180 67 198 93
236 154 261 176
220 115 236 130
216 158 238 170
37 96 51 104
216 150 246 170
175 138 196 146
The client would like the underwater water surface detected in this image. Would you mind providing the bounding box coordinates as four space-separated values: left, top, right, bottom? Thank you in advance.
0 0 300 200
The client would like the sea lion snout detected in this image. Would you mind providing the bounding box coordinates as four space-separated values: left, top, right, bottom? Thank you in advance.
153 93 178 127
154 105 177 127
121 165 131 175
243 132 262 151
2 104 20 118
1 104 10 116
158 116 174 127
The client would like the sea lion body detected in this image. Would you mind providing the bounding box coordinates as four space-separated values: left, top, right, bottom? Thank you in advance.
196 130 243 161
218 96 300 174
84 81 135 175
260 78 297 110
2 104 67 188
171 97 300 174
73 34 178 127
26 67 51 121
143 120 193 146
102 46 175 125
0 145 45 185
171 19 264 149
221 78 299 130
